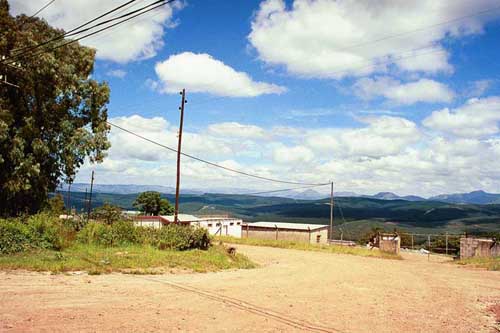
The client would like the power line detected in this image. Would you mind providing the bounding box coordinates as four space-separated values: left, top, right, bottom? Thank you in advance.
106 121 329 186
244 184 330 196
28 0 57 19
2 0 176 66
332 4 500 54
4 0 138 61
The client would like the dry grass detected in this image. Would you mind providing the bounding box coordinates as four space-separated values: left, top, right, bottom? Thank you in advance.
0 244 256 274
456 256 500 271
216 236 402 260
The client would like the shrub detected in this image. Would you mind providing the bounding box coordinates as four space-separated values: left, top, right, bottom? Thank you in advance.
77 221 138 246
0 214 73 254
154 224 210 251
26 214 74 250
77 222 211 251
0 220 31 254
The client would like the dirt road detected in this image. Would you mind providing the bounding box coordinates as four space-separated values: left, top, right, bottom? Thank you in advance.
1 245 499 332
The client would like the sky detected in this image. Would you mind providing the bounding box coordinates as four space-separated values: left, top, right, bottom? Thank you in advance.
8 0 500 197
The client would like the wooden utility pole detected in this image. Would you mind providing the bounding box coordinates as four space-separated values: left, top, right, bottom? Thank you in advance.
329 181 334 240
66 181 72 216
87 170 94 222
174 89 186 223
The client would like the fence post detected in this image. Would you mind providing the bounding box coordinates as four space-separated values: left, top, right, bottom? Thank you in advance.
445 233 448 256
428 235 431 261
411 234 414 250
275 224 278 240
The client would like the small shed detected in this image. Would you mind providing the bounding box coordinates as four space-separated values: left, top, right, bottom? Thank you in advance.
243 222 329 244
460 237 500 259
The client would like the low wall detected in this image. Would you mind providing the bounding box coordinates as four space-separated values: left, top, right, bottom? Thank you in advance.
243 226 328 244
378 234 401 255
460 237 500 259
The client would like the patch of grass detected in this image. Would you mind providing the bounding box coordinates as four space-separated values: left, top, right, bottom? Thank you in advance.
456 256 500 271
0 244 256 274
216 236 402 260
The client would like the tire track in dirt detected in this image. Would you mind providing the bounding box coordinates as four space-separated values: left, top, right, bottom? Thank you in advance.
137 276 342 333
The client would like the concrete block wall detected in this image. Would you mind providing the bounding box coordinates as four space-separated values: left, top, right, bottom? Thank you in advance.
460 237 500 259
379 236 401 255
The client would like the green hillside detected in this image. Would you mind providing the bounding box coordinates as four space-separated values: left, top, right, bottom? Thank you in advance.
61 191 500 239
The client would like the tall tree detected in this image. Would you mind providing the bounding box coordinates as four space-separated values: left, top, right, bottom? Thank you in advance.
0 1 110 216
133 191 174 216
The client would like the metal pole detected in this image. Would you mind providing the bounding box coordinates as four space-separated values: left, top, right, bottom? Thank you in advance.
174 89 186 223
66 181 72 215
427 235 431 261
329 181 334 240
445 233 448 256
87 171 94 222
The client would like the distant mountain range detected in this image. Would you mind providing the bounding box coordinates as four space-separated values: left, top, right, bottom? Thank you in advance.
59 184 500 204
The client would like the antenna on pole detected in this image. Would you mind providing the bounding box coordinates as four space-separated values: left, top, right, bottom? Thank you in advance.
329 181 334 241
174 89 186 223
87 170 94 222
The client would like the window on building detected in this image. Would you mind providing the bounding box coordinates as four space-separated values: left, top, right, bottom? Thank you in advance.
230 222 234 226
237 222 241 225
208 223 213 227
216 223 221 226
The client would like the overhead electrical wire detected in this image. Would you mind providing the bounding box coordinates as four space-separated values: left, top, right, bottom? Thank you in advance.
332 4 500 53
2 0 177 66
3 0 139 61
27 0 57 19
106 121 330 186
244 184 330 196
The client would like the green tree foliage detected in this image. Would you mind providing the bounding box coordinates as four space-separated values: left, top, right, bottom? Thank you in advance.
0 1 110 216
92 203 122 225
133 191 174 216
44 194 66 216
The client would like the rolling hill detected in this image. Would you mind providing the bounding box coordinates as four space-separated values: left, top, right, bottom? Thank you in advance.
59 191 500 239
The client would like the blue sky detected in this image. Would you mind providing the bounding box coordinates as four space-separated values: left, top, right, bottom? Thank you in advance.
9 0 500 196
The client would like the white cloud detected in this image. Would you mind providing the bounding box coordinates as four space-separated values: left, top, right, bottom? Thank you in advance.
76 109 500 196
466 79 494 97
354 77 455 105
9 0 183 63
249 0 499 78
208 122 267 139
423 97 500 137
273 145 314 164
106 69 127 79
154 52 287 97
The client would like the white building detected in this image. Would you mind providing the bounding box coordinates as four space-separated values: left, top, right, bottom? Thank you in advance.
243 222 329 244
133 214 243 238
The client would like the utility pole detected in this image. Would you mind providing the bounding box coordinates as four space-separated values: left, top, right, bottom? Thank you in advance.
174 89 186 223
329 181 334 241
66 181 72 216
87 171 94 222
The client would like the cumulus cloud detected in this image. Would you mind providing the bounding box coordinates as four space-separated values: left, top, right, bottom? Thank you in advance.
423 97 500 137
273 145 315 164
354 77 455 105
208 122 267 139
76 108 500 196
9 0 182 63
154 52 286 97
249 0 499 78
106 69 127 79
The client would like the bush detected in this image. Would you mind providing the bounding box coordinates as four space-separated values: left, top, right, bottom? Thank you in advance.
0 214 74 254
154 224 210 251
78 221 211 251
26 214 73 250
0 220 31 254
77 221 138 246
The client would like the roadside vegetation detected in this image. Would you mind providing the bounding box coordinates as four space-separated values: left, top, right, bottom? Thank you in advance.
456 257 500 271
0 213 255 274
216 236 403 260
